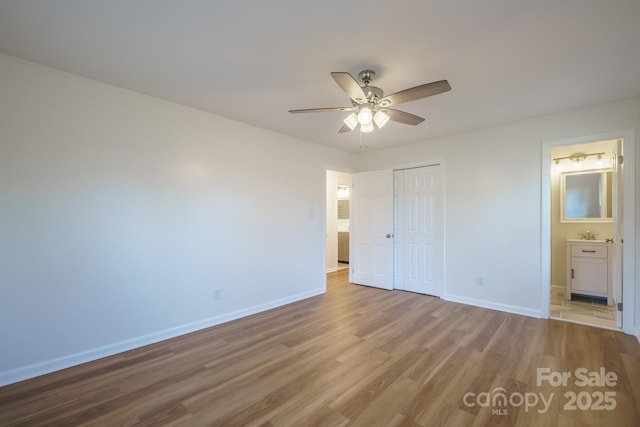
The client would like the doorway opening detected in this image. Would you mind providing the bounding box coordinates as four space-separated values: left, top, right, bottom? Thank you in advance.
540 129 638 336
549 139 620 329
326 171 352 273
337 185 350 271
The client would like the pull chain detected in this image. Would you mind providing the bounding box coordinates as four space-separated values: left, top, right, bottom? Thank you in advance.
359 130 369 151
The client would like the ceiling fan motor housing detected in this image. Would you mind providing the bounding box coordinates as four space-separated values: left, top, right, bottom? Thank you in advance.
358 69 375 84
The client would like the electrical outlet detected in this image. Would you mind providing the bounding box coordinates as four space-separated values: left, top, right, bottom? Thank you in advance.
476 277 484 286
213 289 222 300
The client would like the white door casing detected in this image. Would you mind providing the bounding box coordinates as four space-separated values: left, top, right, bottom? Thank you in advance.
613 139 623 328
350 170 394 290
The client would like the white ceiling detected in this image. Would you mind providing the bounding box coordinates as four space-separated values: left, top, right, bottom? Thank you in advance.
1 1 639 152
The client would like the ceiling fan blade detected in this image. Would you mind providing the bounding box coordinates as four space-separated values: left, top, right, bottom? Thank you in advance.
338 123 353 133
288 107 354 114
382 80 451 106
385 109 425 126
331 72 366 102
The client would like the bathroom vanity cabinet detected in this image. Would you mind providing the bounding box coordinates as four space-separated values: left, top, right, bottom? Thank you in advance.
566 239 613 305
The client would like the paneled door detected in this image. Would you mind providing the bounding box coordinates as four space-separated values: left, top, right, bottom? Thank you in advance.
396 166 443 296
350 170 394 290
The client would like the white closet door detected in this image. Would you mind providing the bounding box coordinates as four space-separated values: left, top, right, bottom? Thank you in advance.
400 166 443 296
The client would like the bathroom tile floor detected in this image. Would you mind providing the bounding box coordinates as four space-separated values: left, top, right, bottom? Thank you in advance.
550 286 617 329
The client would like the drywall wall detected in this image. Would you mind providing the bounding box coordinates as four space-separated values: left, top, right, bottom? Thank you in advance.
355 97 639 325
0 53 354 384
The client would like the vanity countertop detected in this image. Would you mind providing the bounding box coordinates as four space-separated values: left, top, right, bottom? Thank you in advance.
566 239 609 243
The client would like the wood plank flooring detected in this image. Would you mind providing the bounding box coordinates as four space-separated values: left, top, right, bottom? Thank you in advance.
1 269 639 426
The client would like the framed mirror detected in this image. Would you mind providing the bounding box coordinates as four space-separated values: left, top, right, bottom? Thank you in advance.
560 169 613 222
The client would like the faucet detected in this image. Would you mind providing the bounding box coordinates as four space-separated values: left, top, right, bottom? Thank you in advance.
580 230 598 240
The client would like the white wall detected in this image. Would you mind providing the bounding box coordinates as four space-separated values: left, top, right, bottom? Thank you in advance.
355 98 640 325
0 53 353 384
326 170 352 272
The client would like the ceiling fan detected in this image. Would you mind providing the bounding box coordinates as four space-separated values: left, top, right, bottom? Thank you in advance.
288 70 451 133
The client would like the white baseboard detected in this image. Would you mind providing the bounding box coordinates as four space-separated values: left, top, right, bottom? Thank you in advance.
635 325 640 345
0 287 325 387
326 267 338 273
443 293 542 319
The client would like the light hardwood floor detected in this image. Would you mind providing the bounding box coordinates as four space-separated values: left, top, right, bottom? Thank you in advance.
1 270 639 426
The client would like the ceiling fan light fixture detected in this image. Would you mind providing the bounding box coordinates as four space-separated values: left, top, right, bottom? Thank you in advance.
289 70 451 136
360 122 374 133
373 110 390 128
357 105 373 125
343 113 358 130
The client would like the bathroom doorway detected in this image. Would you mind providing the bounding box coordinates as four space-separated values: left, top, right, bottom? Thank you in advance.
548 138 621 329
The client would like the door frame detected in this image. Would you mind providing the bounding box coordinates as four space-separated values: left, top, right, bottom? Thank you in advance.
541 130 635 335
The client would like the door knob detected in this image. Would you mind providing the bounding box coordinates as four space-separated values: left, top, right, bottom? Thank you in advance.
386 233 392 238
